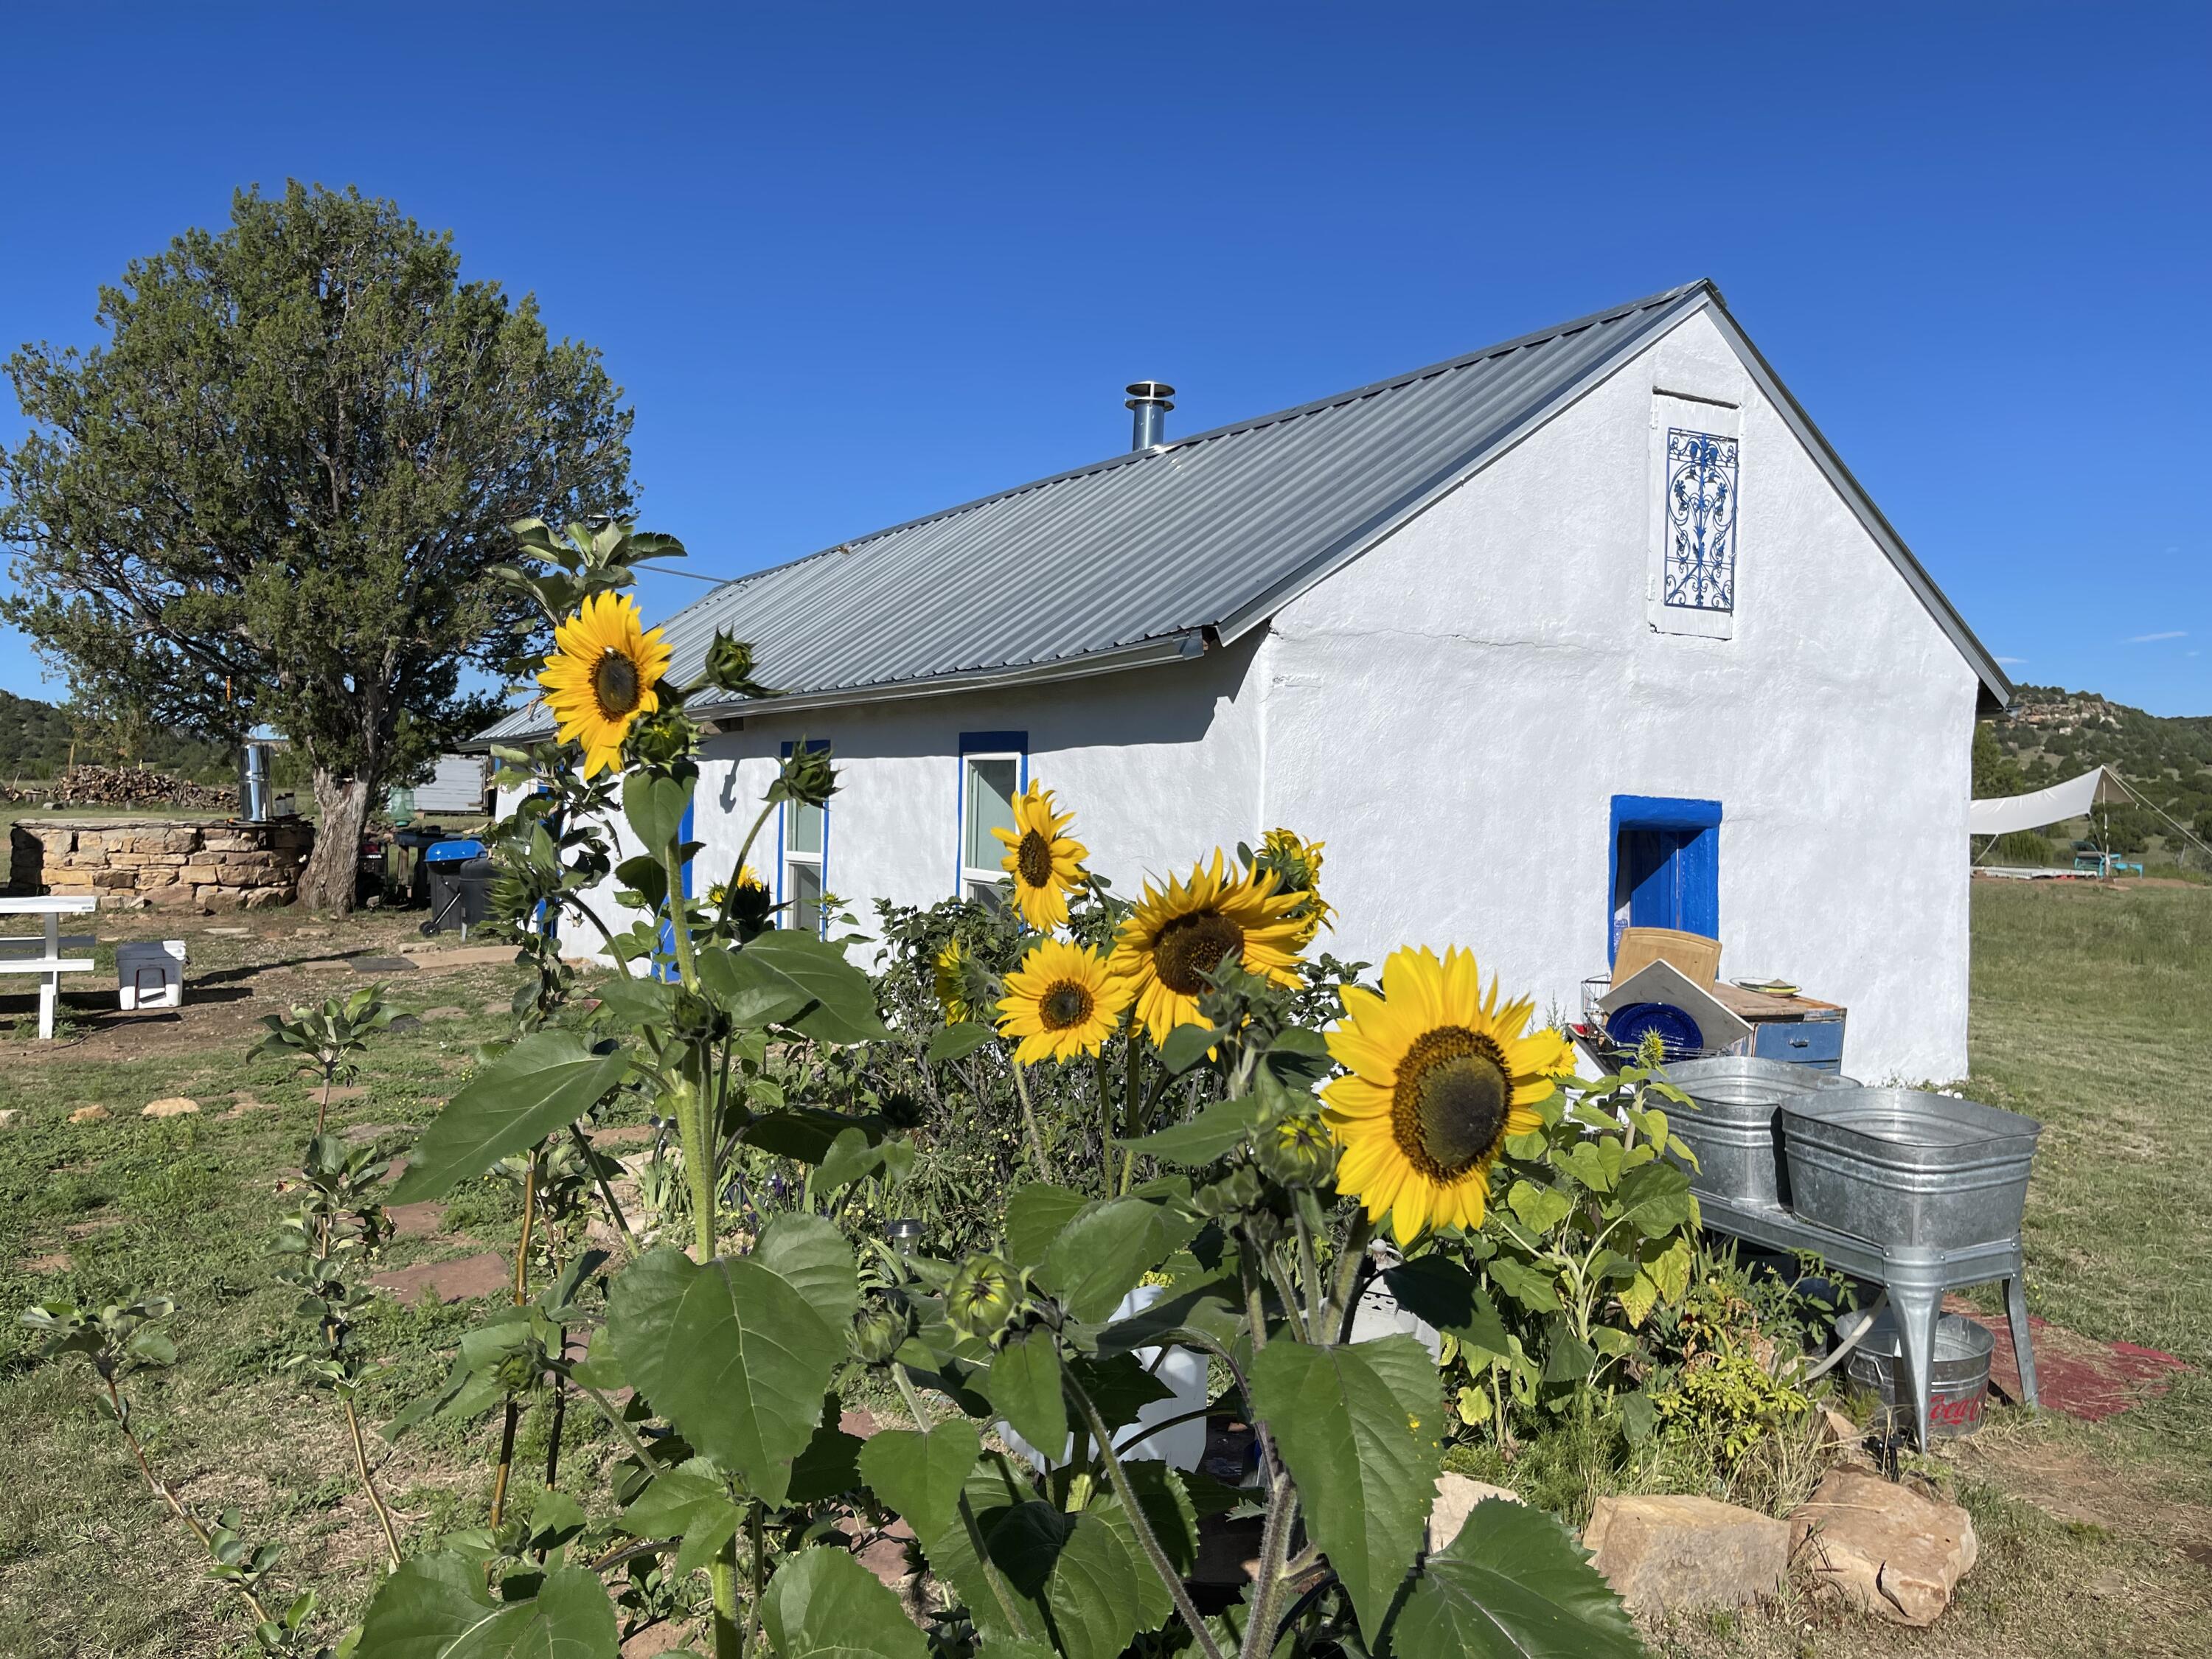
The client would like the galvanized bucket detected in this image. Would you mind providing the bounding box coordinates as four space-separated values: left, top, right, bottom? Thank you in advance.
1660 1057 1860 1211
1836 1307 1995 1439
1778 1089 2040 1249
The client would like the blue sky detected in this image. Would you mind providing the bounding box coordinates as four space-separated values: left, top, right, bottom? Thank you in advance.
1 4 2206 714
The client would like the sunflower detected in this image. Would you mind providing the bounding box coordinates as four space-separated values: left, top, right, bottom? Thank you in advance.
1321 946 1575 1244
995 937 1131 1065
1256 827 1335 949
933 938 974 1024
990 782 1087 931
706 864 768 908
1109 851 1307 1046
537 591 675 778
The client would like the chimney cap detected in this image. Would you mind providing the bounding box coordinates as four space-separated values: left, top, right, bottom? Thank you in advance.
1124 380 1176 408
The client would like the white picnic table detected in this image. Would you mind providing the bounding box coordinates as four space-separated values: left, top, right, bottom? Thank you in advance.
0 894 98 1039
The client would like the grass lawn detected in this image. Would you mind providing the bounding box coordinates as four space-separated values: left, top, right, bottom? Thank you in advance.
1 885 2208 1656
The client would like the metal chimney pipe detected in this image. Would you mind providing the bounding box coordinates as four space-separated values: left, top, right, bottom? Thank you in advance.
1124 380 1175 450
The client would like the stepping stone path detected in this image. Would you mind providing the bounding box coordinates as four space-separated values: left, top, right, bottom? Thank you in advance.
205 927 251 937
223 1096 276 1118
422 1006 469 1021
142 1098 200 1119
592 1124 661 1149
386 1201 448 1239
69 1106 112 1124
370 1252 510 1304
1788 1468 1978 1627
342 1123 407 1144
323 1085 368 1103
348 956 419 973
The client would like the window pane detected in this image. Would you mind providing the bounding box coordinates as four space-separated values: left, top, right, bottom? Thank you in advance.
788 798 824 858
787 860 822 933
964 757 1018 873
965 877 1008 908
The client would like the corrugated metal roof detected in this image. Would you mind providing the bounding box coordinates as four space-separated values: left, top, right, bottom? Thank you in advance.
480 279 2006 743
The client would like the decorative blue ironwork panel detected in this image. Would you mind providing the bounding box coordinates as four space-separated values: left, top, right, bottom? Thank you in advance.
1664 428 1739 611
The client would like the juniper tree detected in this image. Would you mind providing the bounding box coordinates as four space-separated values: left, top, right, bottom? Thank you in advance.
1 181 634 908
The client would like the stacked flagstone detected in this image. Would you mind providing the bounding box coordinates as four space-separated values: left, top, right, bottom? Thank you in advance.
8 816 311 909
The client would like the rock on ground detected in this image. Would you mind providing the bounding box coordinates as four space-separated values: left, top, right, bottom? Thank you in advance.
1584 1493 1790 1613
1788 1468 1978 1627
1429 1472 1524 1553
142 1096 200 1118
69 1105 112 1124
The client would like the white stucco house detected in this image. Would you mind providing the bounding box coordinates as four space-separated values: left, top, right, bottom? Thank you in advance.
481 281 2008 1082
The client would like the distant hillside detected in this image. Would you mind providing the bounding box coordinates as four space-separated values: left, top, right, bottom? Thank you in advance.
0 689 233 784
1979 684 2212 858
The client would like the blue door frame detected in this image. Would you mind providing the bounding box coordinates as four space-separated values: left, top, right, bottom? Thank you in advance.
655 797 696 980
1607 794 1722 962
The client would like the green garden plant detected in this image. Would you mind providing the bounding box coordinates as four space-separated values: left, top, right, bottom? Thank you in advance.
27 515 1649 1658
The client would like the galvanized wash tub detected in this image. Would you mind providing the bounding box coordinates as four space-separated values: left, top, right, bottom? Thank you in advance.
1836 1307 1995 1440
1778 1089 2041 1250
1661 1057 1860 1210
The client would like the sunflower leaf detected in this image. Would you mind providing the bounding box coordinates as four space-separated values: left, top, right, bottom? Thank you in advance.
1506 1179 1576 1235
1156 1022 1220 1075
986 1330 1067 1455
1116 1095 1259 1166
929 1022 998 1062
389 1032 628 1202
623 770 692 853
1387 1497 1639 1659
1004 1184 1090 1267
1248 1335 1439 1644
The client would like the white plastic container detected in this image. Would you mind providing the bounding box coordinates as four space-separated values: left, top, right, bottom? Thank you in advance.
116 939 186 1010
999 1284 1208 1471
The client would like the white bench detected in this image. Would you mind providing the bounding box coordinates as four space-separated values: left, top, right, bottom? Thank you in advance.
0 896 100 1040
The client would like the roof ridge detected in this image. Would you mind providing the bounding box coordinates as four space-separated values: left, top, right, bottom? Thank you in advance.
654 280 1715 627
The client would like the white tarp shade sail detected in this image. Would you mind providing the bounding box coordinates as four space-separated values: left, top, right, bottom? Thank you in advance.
1969 766 2127 836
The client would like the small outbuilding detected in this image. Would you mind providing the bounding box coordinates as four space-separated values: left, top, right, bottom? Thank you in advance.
484 281 2008 1082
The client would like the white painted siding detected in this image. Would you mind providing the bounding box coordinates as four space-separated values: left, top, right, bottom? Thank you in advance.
522 307 1978 1082
1259 310 1976 1082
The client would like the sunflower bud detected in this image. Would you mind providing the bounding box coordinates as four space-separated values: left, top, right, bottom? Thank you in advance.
877 1088 926 1132
1255 1111 1338 1190
627 709 700 768
701 633 772 698
776 744 838 810
848 1292 913 1366
945 1253 1022 1344
1192 1162 1267 1220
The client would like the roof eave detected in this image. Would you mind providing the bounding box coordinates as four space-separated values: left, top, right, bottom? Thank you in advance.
1695 293 2014 710
467 628 1209 746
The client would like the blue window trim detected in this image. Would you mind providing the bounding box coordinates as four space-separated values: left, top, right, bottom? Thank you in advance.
779 740 832 935
954 730 1029 897
1607 794 1722 964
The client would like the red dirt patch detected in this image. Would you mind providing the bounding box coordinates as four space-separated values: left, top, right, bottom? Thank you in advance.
371 1252 509 1304
1945 1295 2190 1421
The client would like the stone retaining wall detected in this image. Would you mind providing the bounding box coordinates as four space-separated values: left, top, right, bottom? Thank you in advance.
7 816 313 910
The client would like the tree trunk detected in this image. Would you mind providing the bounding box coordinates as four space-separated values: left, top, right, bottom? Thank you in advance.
300 768 375 913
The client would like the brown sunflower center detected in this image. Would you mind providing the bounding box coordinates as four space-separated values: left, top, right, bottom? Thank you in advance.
1016 829 1055 888
592 649 643 718
1039 979 1096 1032
1150 908 1245 995
1391 1026 1512 1180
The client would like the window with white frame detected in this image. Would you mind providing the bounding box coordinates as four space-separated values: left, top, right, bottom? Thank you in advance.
780 741 830 934
957 733 1026 903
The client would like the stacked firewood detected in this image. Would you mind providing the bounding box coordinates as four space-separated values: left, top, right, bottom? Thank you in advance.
1 765 235 810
